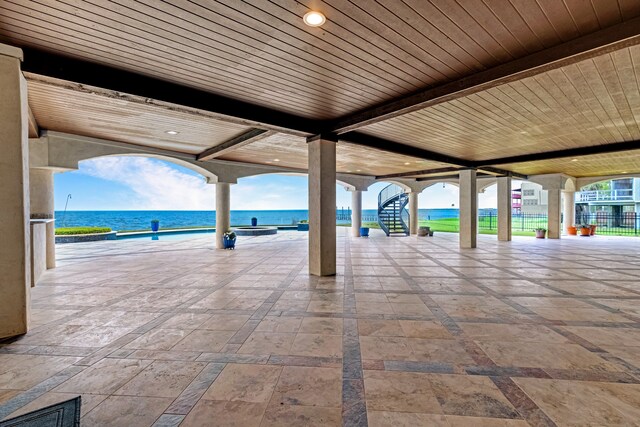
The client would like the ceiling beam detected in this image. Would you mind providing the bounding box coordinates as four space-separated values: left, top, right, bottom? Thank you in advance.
27 105 39 137
196 129 273 161
339 132 476 168
477 140 640 167
415 172 493 182
339 132 524 177
20 47 319 136
477 166 528 180
327 17 640 134
376 167 464 180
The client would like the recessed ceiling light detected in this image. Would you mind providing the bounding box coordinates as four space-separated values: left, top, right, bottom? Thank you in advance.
356 169 361 172
571 158 578 162
404 162 410 165
621 171 628 173
273 158 280 162
303 11 326 27
165 130 179 135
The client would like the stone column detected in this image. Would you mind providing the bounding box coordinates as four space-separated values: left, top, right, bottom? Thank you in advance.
215 182 231 249
0 44 31 339
30 169 56 268
459 169 478 248
547 189 562 239
408 191 419 235
562 191 575 234
308 136 336 276
497 176 512 242
350 189 362 237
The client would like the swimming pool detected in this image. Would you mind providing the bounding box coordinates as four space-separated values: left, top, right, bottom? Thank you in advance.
117 229 214 241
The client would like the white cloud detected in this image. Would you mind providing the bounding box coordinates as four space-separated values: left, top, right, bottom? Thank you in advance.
79 156 214 210
232 181 307 210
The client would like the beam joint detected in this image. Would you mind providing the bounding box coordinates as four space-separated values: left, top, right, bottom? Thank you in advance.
197 129 272 161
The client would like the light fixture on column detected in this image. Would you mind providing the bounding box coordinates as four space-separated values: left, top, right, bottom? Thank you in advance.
303 11 326 27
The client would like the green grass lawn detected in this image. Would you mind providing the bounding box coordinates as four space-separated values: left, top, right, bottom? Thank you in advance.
55 227 112 235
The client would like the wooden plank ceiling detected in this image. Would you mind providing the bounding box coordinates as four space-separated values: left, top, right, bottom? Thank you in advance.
3 0 640 178
2 0 636 119
358 46 640 162
26 76 252 154
497 149 640 177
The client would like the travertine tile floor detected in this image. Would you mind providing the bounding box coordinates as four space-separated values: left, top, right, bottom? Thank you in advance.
1 229 640 426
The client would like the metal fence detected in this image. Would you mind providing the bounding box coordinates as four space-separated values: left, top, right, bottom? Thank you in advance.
478 212 640 236
335 213 377 222
337 211 640 236
577 212 640 236
479 213 548 232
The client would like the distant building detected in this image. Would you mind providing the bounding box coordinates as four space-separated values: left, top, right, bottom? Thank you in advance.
576 178 640 226
516 182 548 215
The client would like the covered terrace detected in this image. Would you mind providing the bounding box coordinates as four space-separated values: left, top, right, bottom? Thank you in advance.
1 1 640 426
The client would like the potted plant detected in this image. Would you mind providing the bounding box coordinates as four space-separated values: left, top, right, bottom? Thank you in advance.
535 228 546 239
589 224 597 236
150 219 160 232
567 225 577 235
223 230 236 249
360 226 370 237
297 220 309 231
251 217 258 227
579 225 591 236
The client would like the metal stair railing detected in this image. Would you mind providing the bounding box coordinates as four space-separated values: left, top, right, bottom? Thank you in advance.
377 184 410 236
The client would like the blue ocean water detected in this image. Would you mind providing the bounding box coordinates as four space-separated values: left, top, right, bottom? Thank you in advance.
54 209 467 231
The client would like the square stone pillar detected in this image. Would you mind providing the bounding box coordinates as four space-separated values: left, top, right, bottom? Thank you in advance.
459 169 477 248
547 189 562 239
562 191 575 234
497 176 512 242
215 182 231 249
350 190 362 237
308 136 336 276
408 192 419 235
30 169 56 268
0 45 31 339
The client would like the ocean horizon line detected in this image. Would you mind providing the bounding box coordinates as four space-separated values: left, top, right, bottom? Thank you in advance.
55 208 463 212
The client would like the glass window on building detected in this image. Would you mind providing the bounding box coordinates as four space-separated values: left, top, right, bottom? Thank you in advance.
612 178 633 190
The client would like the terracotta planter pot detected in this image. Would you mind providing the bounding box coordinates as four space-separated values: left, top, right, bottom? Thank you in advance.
590 224 597 236
535 229 546 239
567 226 577 235
579 227 591 236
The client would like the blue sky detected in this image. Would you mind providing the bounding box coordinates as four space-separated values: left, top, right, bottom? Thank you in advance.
54 157 500 211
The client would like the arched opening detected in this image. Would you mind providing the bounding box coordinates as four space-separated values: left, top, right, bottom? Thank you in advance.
576 176 640 234
55 155 216 233
418 181 460 233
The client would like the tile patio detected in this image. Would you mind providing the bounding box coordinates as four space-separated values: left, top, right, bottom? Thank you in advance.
1 229 640 426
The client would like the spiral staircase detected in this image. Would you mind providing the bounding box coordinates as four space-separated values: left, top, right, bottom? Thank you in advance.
377 184 410 236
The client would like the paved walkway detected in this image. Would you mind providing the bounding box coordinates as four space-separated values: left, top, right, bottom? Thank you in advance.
1 229 640 426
